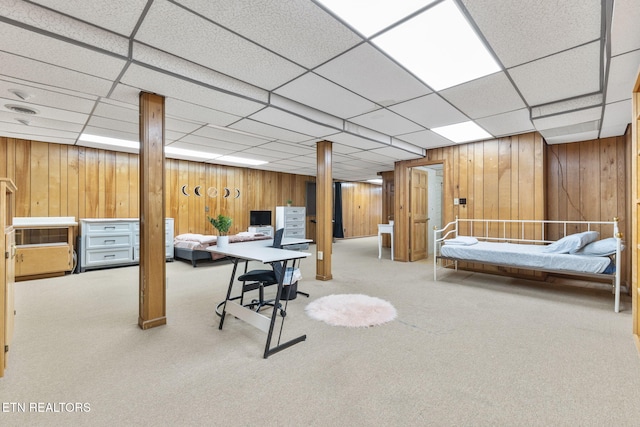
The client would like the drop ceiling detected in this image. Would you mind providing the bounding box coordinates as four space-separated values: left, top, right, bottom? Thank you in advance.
0 0 638 182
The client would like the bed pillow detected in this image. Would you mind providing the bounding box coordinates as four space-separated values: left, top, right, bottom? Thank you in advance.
541 231 599 254
573 237 622 257
175 233 217 244
444 236 478 246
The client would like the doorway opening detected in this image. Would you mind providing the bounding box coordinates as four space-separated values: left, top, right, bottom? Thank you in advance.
409 164 443 261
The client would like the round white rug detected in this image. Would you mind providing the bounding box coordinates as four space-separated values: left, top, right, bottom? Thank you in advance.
305 294 397 328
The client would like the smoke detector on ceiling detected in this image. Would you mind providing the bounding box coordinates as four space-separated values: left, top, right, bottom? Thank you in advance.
4 104 38 115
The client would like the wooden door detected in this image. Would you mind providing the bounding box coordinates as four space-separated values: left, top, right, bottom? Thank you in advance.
410 168 428 261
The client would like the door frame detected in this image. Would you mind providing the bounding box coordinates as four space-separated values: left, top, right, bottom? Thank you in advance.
393 159 446 262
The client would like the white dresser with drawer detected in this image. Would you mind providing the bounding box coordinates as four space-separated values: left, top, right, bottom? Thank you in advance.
79 218 173 272
275 206 306 239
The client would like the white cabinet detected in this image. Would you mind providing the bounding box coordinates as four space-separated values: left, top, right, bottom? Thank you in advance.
248 225 274 236
80 218 174 272
275 206 306 238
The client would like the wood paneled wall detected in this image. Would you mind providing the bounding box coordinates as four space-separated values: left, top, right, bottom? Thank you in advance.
0 137 383 241
392 132 545 262
546 134 629 285
340 181 382 238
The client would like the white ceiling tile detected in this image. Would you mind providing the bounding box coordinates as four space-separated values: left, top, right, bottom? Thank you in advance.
315 43 431 106
509 42 602 106
0 96 89 123
172 137 240 155
389 93 467 128
0 23 127 81
120 64 265 118
350 108 423 136
192 125 271 146
176 0 362 69
0 111 84 133
274 73 377 119
533 107 602 131
135 0 305 90
0 79 97 114
257 142 315 157
606 50 640 103
601 99 632 131
3 0 129 55
395 130 453 149
87 116 138 134
132 42 267 103
230 119 310 143
460 0 601 67
166 98 241 127
544 130 600 144
475 108 534 137
368 146 418 162
610 0 640 56
440 72 525 119
248 107 337 138
30 0 149 37
93 102 138 124
0 51 114 97
165 118 204 134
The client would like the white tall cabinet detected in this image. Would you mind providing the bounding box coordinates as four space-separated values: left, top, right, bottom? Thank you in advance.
275 206 306 238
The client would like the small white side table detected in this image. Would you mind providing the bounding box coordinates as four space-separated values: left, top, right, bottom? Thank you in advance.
378 222 394 260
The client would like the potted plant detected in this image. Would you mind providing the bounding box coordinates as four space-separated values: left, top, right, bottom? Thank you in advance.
208 214 233 247
286 199 293 207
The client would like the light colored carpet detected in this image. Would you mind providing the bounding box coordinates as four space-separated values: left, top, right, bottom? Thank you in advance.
305 294 397 327
1 236 639 426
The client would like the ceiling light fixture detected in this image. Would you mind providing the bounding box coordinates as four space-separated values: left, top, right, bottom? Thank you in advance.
165 146 219 159
371 0 501 90
317 0 437 37
78 134 267 165
431 121 492 143
79 133 139 150
217 155 268 166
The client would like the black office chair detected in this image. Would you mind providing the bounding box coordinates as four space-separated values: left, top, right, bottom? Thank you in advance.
238 228 286 315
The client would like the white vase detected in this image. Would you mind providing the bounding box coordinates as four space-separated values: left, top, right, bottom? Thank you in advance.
217 235 229 248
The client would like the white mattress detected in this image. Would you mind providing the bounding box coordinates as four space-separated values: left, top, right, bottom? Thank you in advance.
440 241 611 274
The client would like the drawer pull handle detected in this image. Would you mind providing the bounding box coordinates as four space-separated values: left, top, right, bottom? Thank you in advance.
104 239 116 244
104 254 116 258
104 226 116 230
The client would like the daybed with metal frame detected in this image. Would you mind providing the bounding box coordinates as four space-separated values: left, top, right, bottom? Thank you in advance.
433 218 624 312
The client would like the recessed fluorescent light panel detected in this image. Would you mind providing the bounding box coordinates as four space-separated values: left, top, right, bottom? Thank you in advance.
317 0 437 37
367 178 383 185
79 134 267 165
217 156 267 166
371 0 501 90
79 133 139 150
431 121 492 143
165 146 218 160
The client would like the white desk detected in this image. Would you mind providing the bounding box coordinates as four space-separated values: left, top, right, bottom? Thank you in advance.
378 223 394 260
209 241 311 358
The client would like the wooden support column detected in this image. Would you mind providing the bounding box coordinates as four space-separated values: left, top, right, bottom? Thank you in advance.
316 140 332 281
138 92 166 330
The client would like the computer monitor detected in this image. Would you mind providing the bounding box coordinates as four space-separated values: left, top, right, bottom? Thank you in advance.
249 210 272 226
